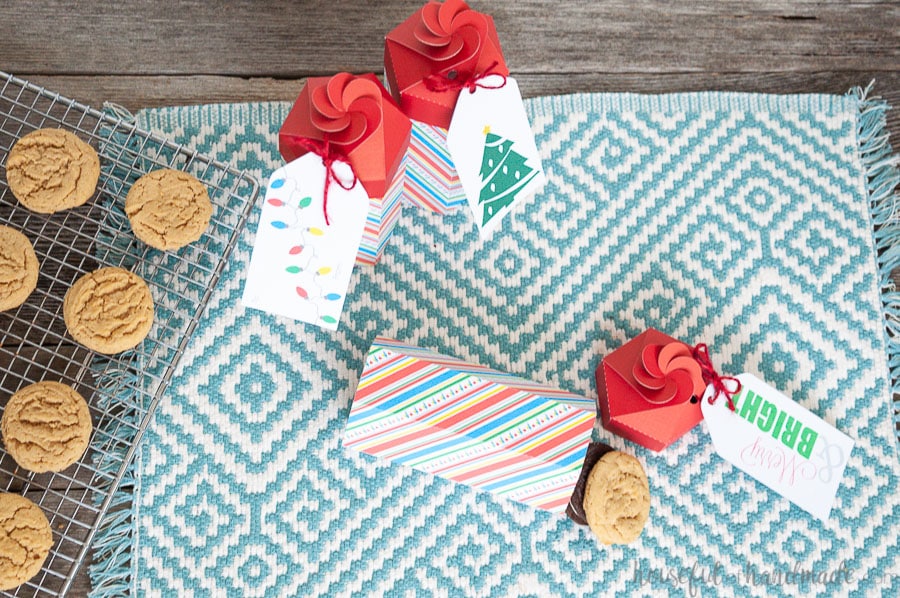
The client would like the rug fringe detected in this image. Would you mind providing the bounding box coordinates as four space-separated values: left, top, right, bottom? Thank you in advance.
851 81 900 455
87 109 145 597
87 356 142 598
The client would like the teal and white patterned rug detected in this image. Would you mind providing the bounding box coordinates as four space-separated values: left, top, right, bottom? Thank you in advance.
91 91 900 597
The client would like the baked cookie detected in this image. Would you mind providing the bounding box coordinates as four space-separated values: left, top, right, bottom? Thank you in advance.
566 441 614 525
582 450 650 545
125 169 212 250
63 267 154 354
2 381 92 473
5 128 100 214
0 225 39 312
0 493 52 591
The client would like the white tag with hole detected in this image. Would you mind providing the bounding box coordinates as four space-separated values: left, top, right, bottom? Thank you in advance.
242 153 367 330
446 77 545 235
701 373 854 520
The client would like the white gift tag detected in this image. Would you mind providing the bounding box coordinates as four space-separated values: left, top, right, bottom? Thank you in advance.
446 76 546 235
241 153 368 331
701 373 854 521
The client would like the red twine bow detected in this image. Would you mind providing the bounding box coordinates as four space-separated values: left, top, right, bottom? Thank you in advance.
692 343 742 411
423 60 508 94
294 137 357 226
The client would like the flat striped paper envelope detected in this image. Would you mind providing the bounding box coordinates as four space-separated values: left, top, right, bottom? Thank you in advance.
343 337 596 513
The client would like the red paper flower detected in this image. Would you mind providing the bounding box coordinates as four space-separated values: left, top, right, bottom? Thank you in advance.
384 0 508 127
631 342 706 405
279 73 411 199
309 73 384 149
597 329 709 451
414 0 490 66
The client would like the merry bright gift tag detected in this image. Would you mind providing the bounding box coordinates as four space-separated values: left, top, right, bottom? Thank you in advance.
701 373 854 521
242 153 368 330
446 77 545 235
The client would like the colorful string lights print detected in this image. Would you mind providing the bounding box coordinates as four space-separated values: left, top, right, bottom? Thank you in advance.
266 176 344 327
242 154 368 331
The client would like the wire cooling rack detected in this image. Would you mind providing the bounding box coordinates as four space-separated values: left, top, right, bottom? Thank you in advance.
0 72 259 596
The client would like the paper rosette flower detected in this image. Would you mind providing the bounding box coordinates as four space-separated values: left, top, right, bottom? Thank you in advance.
595 329 707 452
632 342 706 405
279 73 411 199
308 74 384 147
414 0 493 64
384 0 508 128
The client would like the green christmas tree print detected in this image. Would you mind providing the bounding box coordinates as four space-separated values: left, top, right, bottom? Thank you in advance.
478 128 538 227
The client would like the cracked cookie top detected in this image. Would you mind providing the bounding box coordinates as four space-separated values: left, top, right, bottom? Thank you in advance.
0 225 39 312
2 381 92 473
0 493 52 591
125 169 212 250
63 267 154 354
582 450 651 545
5 128 99 214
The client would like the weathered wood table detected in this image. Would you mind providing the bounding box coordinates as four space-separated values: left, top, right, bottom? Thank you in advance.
2 1 898 594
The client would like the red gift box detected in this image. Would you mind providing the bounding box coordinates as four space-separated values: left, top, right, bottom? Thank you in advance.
279 73 411 199
384 0 508 129
595 328 707 452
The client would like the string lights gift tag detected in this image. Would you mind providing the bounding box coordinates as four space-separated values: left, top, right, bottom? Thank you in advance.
278 73 412 266
243 72 412 331
596 328 855 521
242 151 368 331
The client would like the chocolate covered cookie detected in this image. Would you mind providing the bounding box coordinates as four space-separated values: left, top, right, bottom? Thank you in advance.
566 441 615 525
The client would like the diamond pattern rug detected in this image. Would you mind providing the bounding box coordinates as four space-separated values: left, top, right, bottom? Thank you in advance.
91 92 899 597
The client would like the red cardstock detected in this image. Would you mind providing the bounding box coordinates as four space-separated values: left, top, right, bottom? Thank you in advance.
596 328 705 452
384 0 508 128
279 73 412 199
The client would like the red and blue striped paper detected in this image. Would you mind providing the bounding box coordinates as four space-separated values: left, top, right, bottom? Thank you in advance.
343 337 596 513
403 122 467 214
357 155 407 266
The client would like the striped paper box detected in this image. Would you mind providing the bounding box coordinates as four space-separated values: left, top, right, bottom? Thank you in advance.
356 154 406 266
343 337 596 513
403 120 467 214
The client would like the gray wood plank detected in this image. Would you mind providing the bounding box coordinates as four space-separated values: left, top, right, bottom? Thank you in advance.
2 1 897 76
14 71 900 142
63 544 92 597
14 71 900 106
0 345 92 400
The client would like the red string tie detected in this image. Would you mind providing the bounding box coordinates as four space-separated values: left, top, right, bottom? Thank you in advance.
294 137 357 226
691 343 742 412
423 60 508 94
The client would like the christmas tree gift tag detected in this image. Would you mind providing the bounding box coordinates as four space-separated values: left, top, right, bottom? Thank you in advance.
242 153 368 330
446 76 546 235
701 373 854 521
